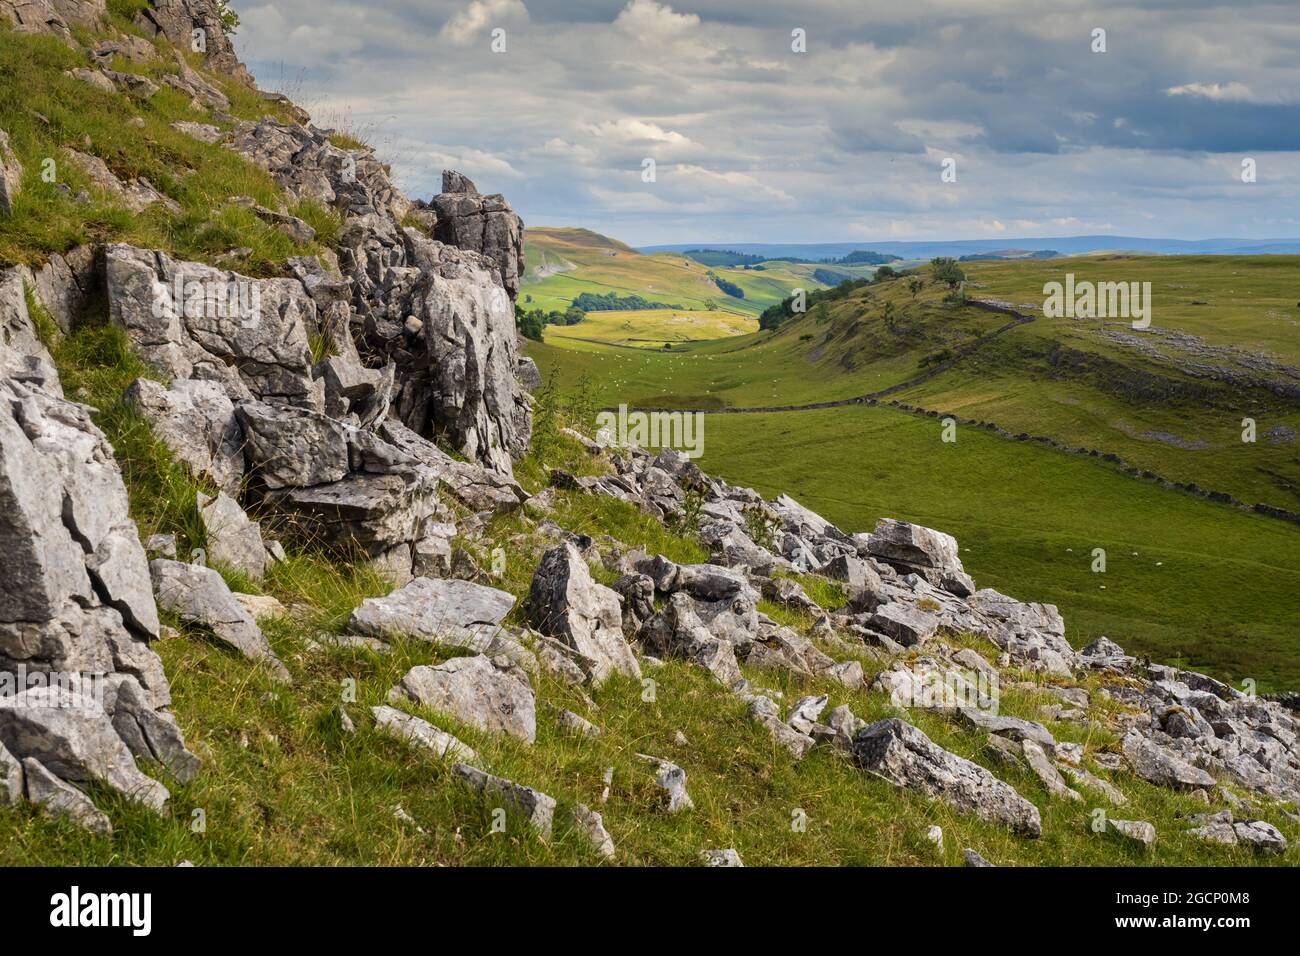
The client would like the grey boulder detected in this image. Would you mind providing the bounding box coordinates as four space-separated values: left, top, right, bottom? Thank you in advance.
388 654 536 743
529 543 641 685
350 576 516 650
853 718 1041 837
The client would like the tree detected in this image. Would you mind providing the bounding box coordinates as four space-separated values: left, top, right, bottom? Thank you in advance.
931 257 966 288
908 277 925 298
515 306 544 343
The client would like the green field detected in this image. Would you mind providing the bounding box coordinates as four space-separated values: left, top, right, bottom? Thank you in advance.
529 254 1300 690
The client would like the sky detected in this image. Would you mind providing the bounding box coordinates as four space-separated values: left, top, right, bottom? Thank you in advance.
233 0 1300 246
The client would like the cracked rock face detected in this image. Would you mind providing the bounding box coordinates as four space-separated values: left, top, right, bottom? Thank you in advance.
0 685 169 811
124 377 243 496
106 244 322 410
430 170 525 300
0 377 166 689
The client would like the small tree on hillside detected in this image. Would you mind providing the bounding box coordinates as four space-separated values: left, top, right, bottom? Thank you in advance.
931 257 966 288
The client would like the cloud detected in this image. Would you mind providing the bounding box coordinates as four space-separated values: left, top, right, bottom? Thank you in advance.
613 0 699 37
1166 82 1259 103
440 0 529 46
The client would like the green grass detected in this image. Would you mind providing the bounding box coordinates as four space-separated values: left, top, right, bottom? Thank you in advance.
4 281 1294 866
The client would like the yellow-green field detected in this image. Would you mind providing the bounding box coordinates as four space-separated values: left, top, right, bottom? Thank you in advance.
545 308 757 349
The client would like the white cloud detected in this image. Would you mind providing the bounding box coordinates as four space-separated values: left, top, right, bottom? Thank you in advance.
613 0 699 37
440 0 528 47
1166 82 1258 102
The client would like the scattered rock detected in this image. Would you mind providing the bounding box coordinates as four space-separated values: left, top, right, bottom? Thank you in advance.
701 848 744 867
555 709 601 739
1108 818 1156 848
570 803 616 859
452 764 555 839
350 576 516 649
641 755 694 813
528 543 641 684
1021 739 1082 801
198 491 267 580
150 559 290 682
22 757 112 835
371 704 477 763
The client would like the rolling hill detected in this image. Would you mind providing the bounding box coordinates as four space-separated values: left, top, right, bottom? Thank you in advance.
521 226 883 317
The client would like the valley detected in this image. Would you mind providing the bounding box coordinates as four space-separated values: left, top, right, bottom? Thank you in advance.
529 247 1300 689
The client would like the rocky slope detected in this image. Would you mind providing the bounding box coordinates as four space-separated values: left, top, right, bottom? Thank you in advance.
0 2 1296 861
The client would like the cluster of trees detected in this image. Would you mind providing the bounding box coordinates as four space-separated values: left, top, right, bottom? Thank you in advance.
514 304 586 342
708 272 745 299
570 292 680 311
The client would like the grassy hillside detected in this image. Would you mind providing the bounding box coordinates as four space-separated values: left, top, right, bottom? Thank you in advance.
0 20 336 276
544 308 757 349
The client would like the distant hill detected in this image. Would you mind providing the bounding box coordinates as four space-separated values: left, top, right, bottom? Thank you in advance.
524 227 639 280
642 236 1300 258
959 249 1059 262
521 227 881 316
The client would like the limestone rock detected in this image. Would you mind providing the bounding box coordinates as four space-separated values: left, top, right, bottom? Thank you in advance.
370 704 477 763
639 592 741 687
853 718 1041 836
105 244 319 409
350 577 515 649
388 654 535 743
0 128 20 217
431 169 525 298
1121 731 1216 791
0 686 168 810
150 559 290 681
452 763 554 838
1021 738 1082 801
701 848 744 867
642 755 693 813
570 803 615 859
123 378 243 495
1108 818 1156 848
1233 820 1287 853
197 491 266 580
0 740 22 804
22 757 112 835
529 543 641 685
